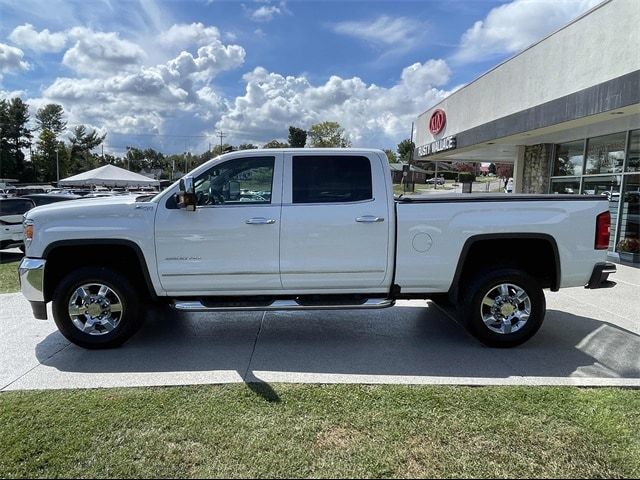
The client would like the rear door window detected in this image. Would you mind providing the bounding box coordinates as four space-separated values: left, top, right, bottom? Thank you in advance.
292 155 372 204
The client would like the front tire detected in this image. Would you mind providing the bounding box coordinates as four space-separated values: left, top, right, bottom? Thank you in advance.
459 268 545 348
52 266 143 349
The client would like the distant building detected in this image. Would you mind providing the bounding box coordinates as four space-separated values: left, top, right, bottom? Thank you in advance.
388 163 429 183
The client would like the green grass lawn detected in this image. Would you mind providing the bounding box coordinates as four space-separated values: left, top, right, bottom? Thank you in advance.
0 258 20 293
1 384 638 478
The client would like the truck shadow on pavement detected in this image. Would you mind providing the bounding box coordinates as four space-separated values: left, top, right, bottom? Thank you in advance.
34 302 640 384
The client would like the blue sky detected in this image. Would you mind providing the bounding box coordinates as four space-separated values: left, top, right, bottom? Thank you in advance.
0 0 601 156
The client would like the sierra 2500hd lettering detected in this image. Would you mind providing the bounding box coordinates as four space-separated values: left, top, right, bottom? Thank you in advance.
19 149 616 349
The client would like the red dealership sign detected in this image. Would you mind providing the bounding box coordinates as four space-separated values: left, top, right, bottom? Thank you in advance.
429 109 446 135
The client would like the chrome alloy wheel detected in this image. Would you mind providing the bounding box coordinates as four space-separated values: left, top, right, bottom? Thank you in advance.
68 283 123 336
480 283 531 335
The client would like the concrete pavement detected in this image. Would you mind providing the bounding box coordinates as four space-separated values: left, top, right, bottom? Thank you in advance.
1 265 638 391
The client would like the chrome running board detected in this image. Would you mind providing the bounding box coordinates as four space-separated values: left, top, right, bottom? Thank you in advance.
172 297 395 312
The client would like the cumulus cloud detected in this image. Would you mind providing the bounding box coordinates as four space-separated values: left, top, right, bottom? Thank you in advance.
38 32 245 140
159 22 221 50
453 0 602 64
216 59 453 146
0 43 29 75
62 27 147 75
8 23 68 53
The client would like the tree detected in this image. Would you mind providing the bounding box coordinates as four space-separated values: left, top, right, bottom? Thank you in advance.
383 149 398 164
33 130 59 182
68 125 106 173
0 97 32 181
396 139 415 163
489 163 497 175
496 163 514 179
263 139 289 149
209 143 234 156
288 126 307 148
35 104 66 135
33 104 67 182
308 121 351 148
237 144 258 150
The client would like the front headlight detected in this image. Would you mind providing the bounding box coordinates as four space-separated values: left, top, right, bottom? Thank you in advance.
24 219 34 243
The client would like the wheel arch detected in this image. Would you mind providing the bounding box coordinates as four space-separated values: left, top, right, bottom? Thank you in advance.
448 233 561 303
42 239 158 302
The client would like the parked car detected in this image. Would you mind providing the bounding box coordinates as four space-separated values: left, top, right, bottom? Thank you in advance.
20 148 615 350
0 197 35 251
426 176 445 185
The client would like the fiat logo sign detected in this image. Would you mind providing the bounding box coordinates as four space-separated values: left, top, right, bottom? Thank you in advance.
429 109 446 135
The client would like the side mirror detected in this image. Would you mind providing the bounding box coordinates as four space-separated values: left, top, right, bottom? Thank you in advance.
176 175 197 211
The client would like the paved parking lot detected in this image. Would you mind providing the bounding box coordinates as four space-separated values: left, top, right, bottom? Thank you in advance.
1 265 638 391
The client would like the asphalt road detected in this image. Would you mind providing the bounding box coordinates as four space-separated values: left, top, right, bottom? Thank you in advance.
1 265 638 391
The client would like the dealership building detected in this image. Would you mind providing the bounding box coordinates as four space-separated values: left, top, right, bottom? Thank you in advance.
414 0 639 263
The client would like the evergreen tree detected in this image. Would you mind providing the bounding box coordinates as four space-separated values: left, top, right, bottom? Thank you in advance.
288 126 307 148
0 97 32 180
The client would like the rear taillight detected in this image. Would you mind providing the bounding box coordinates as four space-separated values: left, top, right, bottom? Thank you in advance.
595 211 611 250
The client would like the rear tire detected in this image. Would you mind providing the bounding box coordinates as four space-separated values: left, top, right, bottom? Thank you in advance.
459 268 545 348
52 266 143 349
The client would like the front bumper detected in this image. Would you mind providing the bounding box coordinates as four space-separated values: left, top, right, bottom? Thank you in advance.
585 262 617 289
18 258 48 319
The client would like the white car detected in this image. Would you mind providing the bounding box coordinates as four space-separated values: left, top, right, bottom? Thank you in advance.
20 149 615 349
0 197 35 251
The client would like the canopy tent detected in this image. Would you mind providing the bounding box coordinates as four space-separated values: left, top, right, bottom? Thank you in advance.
58 165 160 187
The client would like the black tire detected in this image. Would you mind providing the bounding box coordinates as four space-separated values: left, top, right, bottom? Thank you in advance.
458 268 545 348
52 266 143 349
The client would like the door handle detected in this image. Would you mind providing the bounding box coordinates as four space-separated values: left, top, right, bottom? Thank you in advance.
356 215 385 223
246 217 276 225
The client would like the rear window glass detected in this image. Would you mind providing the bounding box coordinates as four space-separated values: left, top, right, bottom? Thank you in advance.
292 156 372 204
0 199 34 215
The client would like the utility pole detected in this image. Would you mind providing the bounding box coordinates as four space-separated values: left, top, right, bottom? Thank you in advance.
184 138 188 173
216 130 227 152
407 122 415 193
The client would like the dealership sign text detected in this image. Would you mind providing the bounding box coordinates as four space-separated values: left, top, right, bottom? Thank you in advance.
418 136 457 156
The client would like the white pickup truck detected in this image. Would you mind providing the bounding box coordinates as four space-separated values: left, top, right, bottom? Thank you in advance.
19 148 616 349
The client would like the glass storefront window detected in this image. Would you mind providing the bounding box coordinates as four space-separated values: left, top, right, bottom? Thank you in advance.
582 175 622 196
553 140 584 176
627 130 640 172
583 175 622 251
584 132 626 175
615 174 640 263
550 177 580 194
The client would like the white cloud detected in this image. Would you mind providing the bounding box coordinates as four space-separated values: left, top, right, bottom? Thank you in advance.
159 22 221 50
0 43 29 75
245 1 288 22
36 31 245 147
453 0 602 64
62 27 147 75
332 15 424 52
251 5 281 22
216 59 453 147
8 23 68 53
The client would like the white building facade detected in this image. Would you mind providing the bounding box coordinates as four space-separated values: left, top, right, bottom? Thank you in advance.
414 0 640 263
